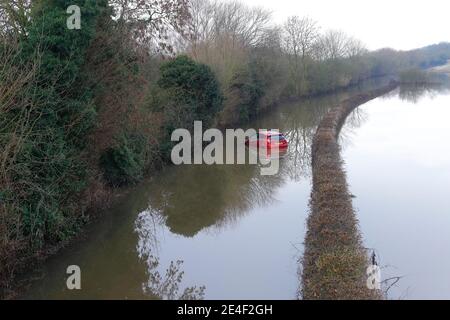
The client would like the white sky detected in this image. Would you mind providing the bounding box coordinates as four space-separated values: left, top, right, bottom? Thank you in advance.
236 0 450 51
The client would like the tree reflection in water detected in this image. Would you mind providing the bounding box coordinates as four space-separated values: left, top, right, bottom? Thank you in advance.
298 81 450 299
130 94 341 299
138 95 340 238
398 82 450 103
24 80 450 299
339 107 369 150
135 209 206 299
336 82 450 151
131 84 392 299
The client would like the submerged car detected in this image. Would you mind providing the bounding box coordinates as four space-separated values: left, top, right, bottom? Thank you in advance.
245 130 288 149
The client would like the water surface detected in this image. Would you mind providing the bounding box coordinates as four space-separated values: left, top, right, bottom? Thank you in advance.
24 80 449 300
342 84 450 299
22 86 350 299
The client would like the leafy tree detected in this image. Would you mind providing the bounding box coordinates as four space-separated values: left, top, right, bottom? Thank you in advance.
229 61 264 122
158 55 223 125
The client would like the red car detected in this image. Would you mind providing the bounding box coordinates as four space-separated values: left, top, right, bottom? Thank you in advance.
245 131 288 149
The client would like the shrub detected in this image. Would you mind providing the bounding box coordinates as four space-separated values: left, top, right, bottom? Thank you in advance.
100 133 149 187
150 55 223 160
158 55 223 126
1 0 108 250
229 65 264 122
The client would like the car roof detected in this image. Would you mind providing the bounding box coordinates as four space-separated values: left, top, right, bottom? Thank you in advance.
248 130 284 138
259 130 283 136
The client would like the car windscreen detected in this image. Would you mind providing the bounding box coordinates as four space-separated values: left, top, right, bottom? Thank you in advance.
270 135 285 141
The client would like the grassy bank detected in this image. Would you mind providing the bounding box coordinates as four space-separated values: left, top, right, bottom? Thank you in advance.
301 81 398 300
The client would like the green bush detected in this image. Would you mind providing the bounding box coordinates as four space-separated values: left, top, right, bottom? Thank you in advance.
158 55 223 126
5 0 108 248
100 134 148 187
151 55 223 160
228 53 283 122
230 65 263 122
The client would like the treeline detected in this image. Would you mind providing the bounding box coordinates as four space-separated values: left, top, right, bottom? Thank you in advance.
0 0 449 297
181 0 450 123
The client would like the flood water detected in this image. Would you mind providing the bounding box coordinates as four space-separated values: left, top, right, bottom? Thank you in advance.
21 80 450 300
21 86 341 300
342 84 450 299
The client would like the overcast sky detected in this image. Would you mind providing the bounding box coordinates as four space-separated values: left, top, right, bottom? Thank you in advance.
236 0 449 51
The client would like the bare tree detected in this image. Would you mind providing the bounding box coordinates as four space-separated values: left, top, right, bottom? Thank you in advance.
320 30 350 60
184 0 271 84
110 0 191 54
186 0 272 50
283 16 319 60
210 0 271 48
283 16 319 95
0 38 41 293
188 1 214 38
0 0 32 37
257 25 283 51
345 37 368 58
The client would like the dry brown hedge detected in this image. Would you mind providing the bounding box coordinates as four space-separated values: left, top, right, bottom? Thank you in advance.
301 81 398 300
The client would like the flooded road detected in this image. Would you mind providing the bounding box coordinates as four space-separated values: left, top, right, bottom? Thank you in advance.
22 86 345 300
342 84 450 299
22 80 450 300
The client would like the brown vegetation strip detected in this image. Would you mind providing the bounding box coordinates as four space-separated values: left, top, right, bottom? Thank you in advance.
301 81 398 300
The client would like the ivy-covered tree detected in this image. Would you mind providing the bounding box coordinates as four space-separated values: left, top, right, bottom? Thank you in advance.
13 0 108 247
